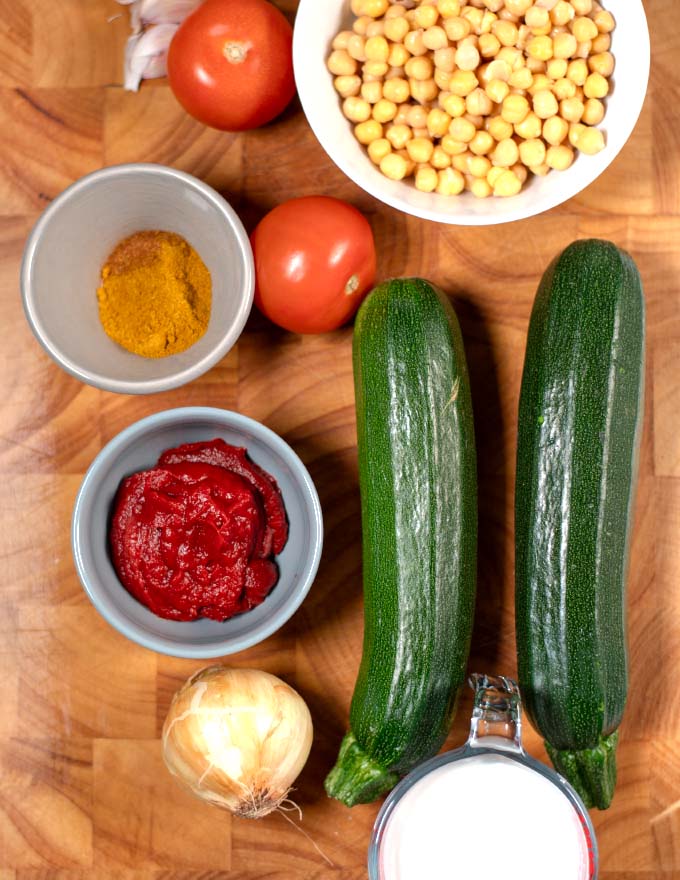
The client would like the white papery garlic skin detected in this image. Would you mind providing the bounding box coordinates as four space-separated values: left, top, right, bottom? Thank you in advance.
162 666 314 819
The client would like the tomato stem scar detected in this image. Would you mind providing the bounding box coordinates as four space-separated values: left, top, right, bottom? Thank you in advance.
223 41 251 64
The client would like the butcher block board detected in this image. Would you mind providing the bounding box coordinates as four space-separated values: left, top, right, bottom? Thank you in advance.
0 0 678 876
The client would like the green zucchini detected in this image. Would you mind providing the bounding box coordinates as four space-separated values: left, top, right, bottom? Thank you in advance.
515 239 645 810
325 278 477 807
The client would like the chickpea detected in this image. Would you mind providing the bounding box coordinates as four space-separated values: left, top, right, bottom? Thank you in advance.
509 67 534 89
380 152 409 180
567 58 588 85
334 75 362 98
479 32 502 58
441 135 469 155
551 0 574 26
571 0 593 14
434 47 457 73
449 116 478 142
427 108 453 137
407 137 435 164
407 105 429 129
343 96 372 122
504 0 532 15
363 60 389 77
431 146 453 168
347 34 367 62
493 169 522 196
542 114 569 144
435 67 454 90
442 93 467 117
361 0 389 17
328 50 358 76
568 122 586 147
526 56 547 73
423 25 449 50
572 16 598 43
332 30 354 50
452 151 472 173
487 115 514 140
576 126 605 154
491 137 520 167
527 35 553 61
355 119 383 144
373 98 399 123
468 155 492 177
415 165 439 192
486 78 510 103
519 137 546 166
584 71 609 98
450 70 480 97
545 143 574 170
437 0 463 17
593 9 615 33
411 79 440 104
591 32 611 53
582 97 605 125
386 123 413 149
511 162 529 183
515 110 543 138
466 87 494 115
546 58 568 79
404 29 428 57
436 168 466 195
469 129 495 154
471 177 493 197
532 88 559 118
553 77 577 100
366 20 386 37
492 19 519 46
444 16 471 41
414 4 440 28
456 43 482 71
368 138 391 164
485 59 512 82
501 93 531 124
388 43 410 68
383 77 411 104
384 16 410 42
589 52 614 77
553 32 578 59
525 5 550 30
405 56 435 81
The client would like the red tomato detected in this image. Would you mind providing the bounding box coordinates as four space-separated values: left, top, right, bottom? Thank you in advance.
167 0 295 131
251 197 377 334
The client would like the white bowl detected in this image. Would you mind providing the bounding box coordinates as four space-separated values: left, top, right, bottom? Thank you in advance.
293 0 650 226
21 164 254 394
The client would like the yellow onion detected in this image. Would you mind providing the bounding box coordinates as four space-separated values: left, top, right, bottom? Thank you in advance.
162 666 314 818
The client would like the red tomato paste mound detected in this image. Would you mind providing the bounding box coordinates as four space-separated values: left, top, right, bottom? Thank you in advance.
110 440 288 622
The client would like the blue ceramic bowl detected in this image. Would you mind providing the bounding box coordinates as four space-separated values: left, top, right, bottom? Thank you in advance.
72 407 323 658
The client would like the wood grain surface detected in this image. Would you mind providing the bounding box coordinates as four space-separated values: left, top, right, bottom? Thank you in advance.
0 0 677 876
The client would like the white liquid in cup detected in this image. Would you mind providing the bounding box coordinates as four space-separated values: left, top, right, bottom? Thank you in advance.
380 753 592 880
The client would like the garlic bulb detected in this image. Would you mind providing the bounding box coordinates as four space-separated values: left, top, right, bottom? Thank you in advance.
123 24 178 91
117 0 203 90
162 666 314 818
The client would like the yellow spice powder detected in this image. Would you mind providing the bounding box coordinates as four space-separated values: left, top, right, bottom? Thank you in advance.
97 230 212 358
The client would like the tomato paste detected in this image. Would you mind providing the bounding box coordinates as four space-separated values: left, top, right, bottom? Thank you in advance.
110 440 288 621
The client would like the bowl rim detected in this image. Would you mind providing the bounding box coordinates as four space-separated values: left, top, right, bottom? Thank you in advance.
293 0 651 226
20 163 255 394
71 406 324 658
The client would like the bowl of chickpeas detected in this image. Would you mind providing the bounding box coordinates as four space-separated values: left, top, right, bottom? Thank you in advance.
293 0 649 225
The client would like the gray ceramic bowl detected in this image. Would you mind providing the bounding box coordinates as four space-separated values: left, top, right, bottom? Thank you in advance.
72 407 323 658
21 164 254 394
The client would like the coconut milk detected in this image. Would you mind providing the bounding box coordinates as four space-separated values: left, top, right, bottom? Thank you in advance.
379 753 592 880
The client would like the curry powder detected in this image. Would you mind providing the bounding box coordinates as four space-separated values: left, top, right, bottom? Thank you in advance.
97 230 212 358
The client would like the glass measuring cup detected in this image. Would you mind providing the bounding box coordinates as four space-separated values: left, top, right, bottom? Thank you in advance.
368 674 598 880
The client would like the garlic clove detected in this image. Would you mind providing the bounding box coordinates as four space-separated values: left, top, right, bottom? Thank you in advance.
136 0 203 25
123 23 178 92
117 0 202 33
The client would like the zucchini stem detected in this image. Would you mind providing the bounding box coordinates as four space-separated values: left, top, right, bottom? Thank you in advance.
324 731 399 807
546 730 619 810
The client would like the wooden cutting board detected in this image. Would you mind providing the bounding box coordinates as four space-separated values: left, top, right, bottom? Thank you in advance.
0 0 677 876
